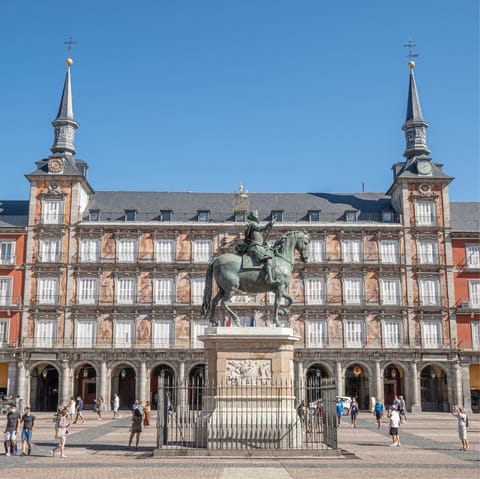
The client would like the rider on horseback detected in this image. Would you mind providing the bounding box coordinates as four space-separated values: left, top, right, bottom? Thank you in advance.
238 210 278 285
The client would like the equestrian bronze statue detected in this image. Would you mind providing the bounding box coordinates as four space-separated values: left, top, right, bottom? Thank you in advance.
202 211 310 327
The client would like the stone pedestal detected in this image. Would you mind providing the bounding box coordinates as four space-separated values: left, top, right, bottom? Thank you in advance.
196 327 302 449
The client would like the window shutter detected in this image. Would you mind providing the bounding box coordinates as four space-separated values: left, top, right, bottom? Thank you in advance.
0 279 12 306
380 240 398 264
308 320 326 347
466 245 480 269
154 278 174 305
152 321 173 348
469 281 480 307
308 240 324 263
155 240 175 263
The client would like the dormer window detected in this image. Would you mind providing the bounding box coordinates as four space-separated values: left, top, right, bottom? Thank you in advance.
198 210 209 222
309 210 320 222
89 210 99 222
382 211 394 223
271 210 283 222
345 211 357 222
125 210 136 222
234 211 246 222
160 210 172 222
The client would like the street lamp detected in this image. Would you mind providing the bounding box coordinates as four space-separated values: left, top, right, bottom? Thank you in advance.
430 370 436 379
121 368 127 379
42 368 48 379
82 368 89 378
391 368 397 379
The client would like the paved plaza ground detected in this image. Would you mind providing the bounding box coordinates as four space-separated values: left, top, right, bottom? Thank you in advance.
0 410 478 478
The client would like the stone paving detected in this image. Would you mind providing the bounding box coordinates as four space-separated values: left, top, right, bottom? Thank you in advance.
0 409 478 478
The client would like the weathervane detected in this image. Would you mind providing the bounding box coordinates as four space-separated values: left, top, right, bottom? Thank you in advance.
64 35 77 58
404 37 419 68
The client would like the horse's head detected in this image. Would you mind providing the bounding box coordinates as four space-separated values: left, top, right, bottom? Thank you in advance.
295 230 310 263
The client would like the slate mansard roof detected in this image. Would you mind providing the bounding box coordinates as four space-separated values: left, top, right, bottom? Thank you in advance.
450 202 480 234
84 191 398 224
0 201 29 228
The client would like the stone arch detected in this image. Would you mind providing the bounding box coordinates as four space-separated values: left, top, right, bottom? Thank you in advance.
420 363 449 411
187 363 206 410
382 362 407 408
72 362 99 408
29 361 61 411
150 363 177 407
110 361 138 409
343 361 372 410
304 362 333 404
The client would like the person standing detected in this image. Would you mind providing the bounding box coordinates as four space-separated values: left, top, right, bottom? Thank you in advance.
374 399 384 428
4 404 20 456
398 396 407 423
350 398 359 428
143 401 151 427
452 406 469 451
127 408 143 449
20 407 36 456
73 396 85 424
388 407 401 446
95 396 104 420
51 407 69 458
336 398 343 427
67 396 76 422
112 393 121 419
131 399 140 414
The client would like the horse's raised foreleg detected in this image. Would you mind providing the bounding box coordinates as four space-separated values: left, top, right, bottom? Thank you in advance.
209 289 224 326
220 290 240 326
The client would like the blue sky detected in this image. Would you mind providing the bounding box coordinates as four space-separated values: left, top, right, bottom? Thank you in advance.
1 1 478 201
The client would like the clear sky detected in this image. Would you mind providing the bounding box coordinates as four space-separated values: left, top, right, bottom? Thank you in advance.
1 1 478 201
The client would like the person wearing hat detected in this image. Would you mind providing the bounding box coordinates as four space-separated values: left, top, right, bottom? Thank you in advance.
242 210 277 284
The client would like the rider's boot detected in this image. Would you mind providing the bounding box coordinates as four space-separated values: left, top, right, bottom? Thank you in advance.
266 261 278 284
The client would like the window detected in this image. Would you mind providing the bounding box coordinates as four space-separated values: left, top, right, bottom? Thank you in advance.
117 239 138 262
79 238 100 263
114 320 134 348
382 211 394 223
417 240 438 264
39 239 61 263
115 278 136 304
345 211 357 222
35 319 56 348
89 210 100 221
343 278 363 305
306 319 327 347
198 210 209 222
154 239 175 263
42 199 63 224
234 211 246 222
152 321 173 348
0 241 15 265
153 278 175 305
0 278 12 306
383 320 402 348
345 320 364 347
193 321 209 348
342 239 362 263
271 210 283 222
125 210 136 222
0 319 8 346
37 277 59 305
191 278 205 305
379 240 399 264
309 210 320 222
76 320 96 348
466 244 480 269
159 210 171 222
77 278 99 305
469 281 480 308
380 278 401 306
308 239 325 263
415 201 436 226
305 278 325 305
419 278 440 306
472 322 480 350
192 240 213 263
422 320 443 348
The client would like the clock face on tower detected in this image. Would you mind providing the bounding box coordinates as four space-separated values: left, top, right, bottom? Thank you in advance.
48 157 64 174
416 160 432 176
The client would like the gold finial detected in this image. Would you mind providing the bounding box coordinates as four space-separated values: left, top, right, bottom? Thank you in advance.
237 184 248 198
66 58 73 66
408 60 415 69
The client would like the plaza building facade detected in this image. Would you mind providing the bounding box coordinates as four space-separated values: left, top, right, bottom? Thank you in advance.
1 59 478 413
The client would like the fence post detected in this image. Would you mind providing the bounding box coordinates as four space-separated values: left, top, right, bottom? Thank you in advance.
157 371 167 447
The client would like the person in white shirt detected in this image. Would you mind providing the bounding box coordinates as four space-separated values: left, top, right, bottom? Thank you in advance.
388 407 401 446
452 406 469 451
112 393 121 419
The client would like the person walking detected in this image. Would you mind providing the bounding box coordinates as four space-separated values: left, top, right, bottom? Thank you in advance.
143 400 151 427
51 408 69 458
452 406 469 451
127 408 143 449
112 393 121 419
374 399 384 428
67 396 76 422
388 406 401 447
20 407 36 456
4 404 20 456
350 397 359 428
336 398 343 427
95 396 104 420
73 396 85 424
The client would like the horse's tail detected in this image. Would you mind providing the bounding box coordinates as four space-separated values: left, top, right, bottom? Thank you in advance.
201 260 215 317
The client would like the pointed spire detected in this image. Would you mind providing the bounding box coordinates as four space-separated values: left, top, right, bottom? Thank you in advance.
402 62 430 159
51 59 79 156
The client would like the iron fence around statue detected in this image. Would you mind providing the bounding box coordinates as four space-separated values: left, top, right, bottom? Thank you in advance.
156 375 337 453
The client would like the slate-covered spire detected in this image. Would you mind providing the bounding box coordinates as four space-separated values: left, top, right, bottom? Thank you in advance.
402 62 430 159
51 59 79 156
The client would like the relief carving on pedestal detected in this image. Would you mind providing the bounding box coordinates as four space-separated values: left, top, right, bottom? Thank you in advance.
226 359 272 385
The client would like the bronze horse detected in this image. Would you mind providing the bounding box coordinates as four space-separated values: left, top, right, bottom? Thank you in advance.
201 230 310 327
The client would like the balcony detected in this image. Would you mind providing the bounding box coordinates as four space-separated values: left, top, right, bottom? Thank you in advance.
0 296 22 309
39 214 66 226
414 254 442 266
0 256 16 267
37 252 63 263
456 299 480 313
